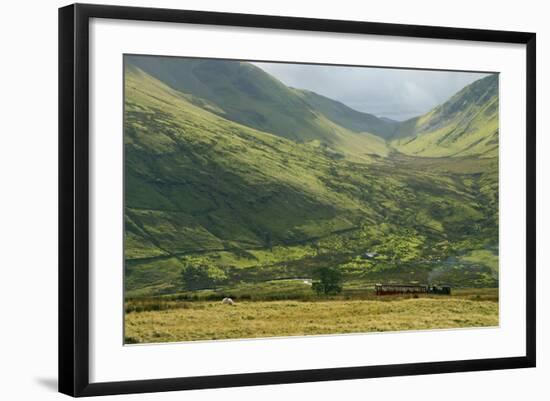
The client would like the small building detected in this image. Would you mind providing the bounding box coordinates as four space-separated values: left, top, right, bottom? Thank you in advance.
363 251 379 259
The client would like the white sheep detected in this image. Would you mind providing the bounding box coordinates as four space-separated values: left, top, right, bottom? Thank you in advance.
221 297 235 306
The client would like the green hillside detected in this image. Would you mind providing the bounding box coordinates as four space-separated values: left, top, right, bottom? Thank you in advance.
124 66 394 260
124 64 499 297
125 55 333 142
391 74 499 157
125 56 396 144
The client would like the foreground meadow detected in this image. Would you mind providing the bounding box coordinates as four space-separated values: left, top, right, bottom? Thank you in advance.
125 290 498 343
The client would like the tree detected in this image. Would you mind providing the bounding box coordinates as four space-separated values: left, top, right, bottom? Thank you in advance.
312 266 343 295
181 262 227 291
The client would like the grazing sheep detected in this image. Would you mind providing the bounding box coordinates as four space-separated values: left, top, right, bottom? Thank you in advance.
221 297 235 306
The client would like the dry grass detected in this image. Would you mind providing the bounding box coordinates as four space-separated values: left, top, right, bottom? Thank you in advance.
125 296 498 343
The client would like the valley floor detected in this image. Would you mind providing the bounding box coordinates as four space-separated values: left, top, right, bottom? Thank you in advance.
124 289 498 343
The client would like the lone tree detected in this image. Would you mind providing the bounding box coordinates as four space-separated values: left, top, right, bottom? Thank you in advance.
312 266 343 296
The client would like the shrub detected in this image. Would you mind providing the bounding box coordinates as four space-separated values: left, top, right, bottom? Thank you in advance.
181 263 227 290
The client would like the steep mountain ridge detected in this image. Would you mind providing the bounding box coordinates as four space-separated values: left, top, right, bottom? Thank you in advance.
125 56 397 143
391 74 499 157
294 89 400 139
127 56 498 160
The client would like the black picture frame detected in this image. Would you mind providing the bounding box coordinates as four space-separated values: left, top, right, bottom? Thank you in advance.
59 3 536 397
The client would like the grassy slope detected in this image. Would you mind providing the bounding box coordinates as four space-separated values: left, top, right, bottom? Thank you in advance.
125 55 397 144
125 65 390 251
391 74 499 157
125 67 387 270
124 66 498 296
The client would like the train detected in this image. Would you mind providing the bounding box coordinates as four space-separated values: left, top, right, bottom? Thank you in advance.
374 283 451 296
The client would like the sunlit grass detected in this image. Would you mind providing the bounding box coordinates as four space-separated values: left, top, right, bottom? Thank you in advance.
125 293 498 343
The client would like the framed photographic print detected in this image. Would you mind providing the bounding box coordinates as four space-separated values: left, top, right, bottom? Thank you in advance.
58 3 536 397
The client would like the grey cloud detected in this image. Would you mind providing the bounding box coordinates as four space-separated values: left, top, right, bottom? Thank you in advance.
252 62 490 121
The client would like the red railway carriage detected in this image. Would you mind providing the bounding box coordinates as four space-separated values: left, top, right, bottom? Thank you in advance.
375 284 428 295
374 284 451 295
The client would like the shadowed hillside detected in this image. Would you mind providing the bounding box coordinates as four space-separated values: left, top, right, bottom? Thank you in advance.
125 56 397 143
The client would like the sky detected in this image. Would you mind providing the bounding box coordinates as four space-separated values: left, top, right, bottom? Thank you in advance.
252 62 490 121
